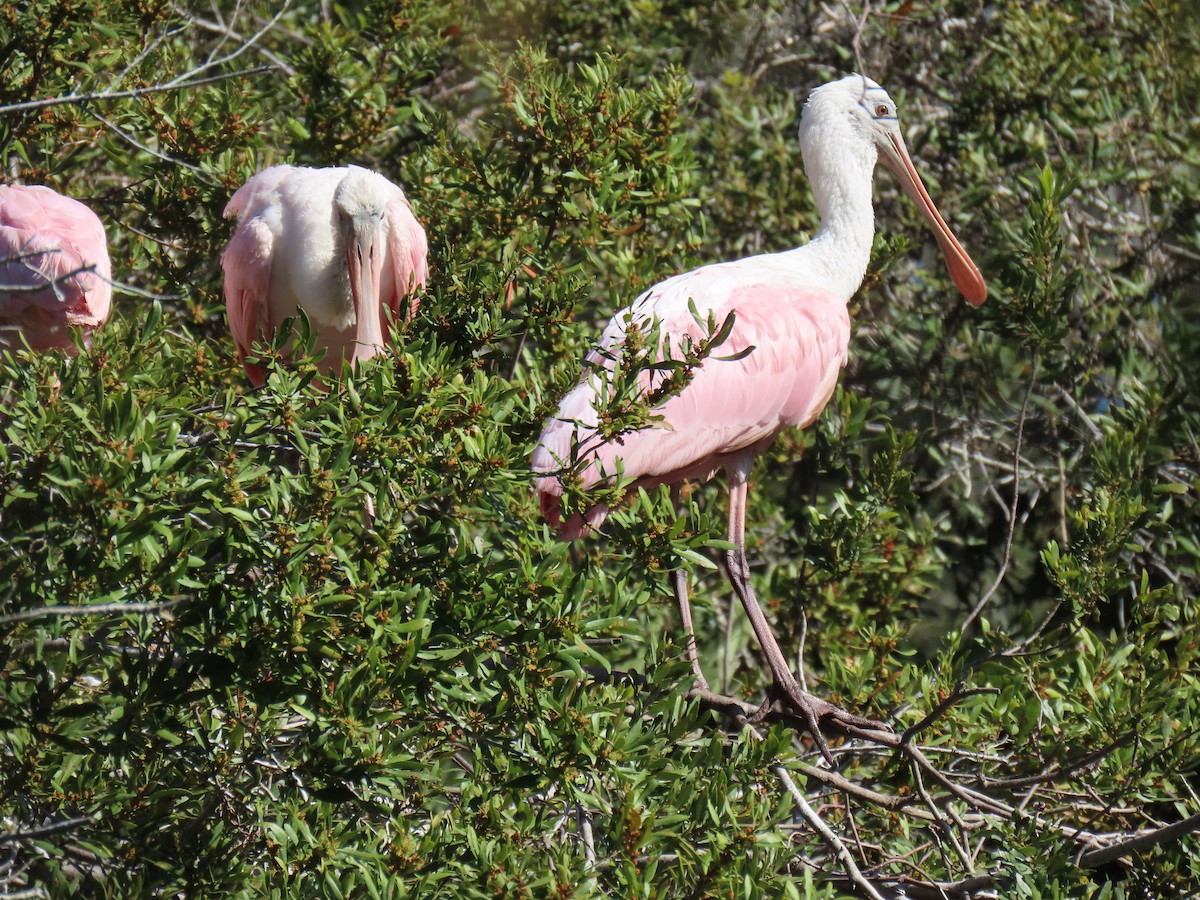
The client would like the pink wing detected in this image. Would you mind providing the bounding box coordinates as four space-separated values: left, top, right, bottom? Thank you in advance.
384 193 428 323
221 208 275 387
0 185 111 352
534 280 850 537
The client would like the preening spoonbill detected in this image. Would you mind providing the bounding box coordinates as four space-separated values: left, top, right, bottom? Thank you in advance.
222 165 428 386
0 185 111 352
533 75 986 760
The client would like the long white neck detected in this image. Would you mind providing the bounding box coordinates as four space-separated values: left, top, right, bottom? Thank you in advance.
780 117 879 301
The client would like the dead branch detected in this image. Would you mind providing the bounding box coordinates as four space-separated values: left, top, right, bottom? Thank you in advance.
0 596 191 626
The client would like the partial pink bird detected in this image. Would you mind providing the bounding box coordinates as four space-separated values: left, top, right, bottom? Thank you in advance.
0 184 112 353
222 164 428 386
532 75 987 761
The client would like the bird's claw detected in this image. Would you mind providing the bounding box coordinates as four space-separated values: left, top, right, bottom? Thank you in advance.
763 678 891 764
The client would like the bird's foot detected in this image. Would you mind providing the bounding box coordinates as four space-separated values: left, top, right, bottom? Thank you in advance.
757 677 891 764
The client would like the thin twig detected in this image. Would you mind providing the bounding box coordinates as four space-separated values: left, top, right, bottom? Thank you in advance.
0 816 92 844
91 111 217 185
901 685 999 745
795 607 810 694
168 3 297 76
0 68 275 116
960 360 1040 634
1076 810 1200 869
977 731 1137 790
6 636 187 668
162 2 292 89
763 740 887 899
0 596 190 626
842 1 873 75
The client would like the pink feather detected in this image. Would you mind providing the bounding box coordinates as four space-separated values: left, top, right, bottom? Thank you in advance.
221 165 427 386
0 185 112 352
533 260 850 538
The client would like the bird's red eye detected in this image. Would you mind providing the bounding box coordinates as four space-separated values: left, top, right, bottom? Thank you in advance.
876 104 890 117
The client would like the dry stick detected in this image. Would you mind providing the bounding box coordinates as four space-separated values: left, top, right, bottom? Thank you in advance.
0 816 92 843
753 727 887 900
6 636 187 668
977 731 1137 790
842 0 873 75
92 111 214 184
721 588 737 694
795 607 810 694
1069 721 1200 856
845 794 871 871
578 805 597 869
0 596 190 626
838 874 996 900
0 889 46 900
0 249 92 273
168 3 298 76
0 68 275 116
0 252 98 303
689 685 1179 867
960 360 1039 635
1076 810 1200 869
798 761 942 821
1056 449 1070 545
162 2 292 89
909 760 976 875
901 685 999 745
1055 384 1103 442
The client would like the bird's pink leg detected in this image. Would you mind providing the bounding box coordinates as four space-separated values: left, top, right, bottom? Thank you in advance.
724 461 888 762
670 485 709 691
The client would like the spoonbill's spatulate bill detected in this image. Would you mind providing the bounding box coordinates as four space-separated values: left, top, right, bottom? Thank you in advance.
0 184 112 353
222 165 428 386
533 75 987 761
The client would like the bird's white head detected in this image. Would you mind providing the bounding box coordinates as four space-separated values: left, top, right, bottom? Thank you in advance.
799 75 897 164
333 166 391 230
800 75 987 306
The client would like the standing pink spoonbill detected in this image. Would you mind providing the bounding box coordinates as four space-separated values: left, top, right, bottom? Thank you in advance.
532 75 986 760
0 185 112 353
222 165 428 386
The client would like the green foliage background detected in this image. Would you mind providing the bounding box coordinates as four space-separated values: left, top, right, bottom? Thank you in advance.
2 1 1198 896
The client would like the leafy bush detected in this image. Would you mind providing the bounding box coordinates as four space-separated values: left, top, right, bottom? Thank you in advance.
2 1 1198 897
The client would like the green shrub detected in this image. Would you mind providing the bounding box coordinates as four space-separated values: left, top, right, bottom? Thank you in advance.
2 1 1198 896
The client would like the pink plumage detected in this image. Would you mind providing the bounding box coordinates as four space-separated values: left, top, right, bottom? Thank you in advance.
533 264 850 538
530 75 987 762
0 185 112 352
222 165 428 386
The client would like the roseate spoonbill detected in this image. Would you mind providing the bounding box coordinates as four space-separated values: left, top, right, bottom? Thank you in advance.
222 165 428 386
0 185 112 352
532 75 986 760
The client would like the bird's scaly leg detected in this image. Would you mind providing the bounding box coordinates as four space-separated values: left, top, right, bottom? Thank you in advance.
724 465 889 763
671 485 710 691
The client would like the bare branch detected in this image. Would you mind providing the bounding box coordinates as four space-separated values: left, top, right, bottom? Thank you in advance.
760 734 887 900
0 816 92 844
960 361 1040 634
162 2 293 89
840 1 873 76
6 636 187 668
1077 810 1200 869
0 67 275 117
92 111 218 185
901 685 1000 745
0 259 98 295
168 4 298 76
0 596 191 626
